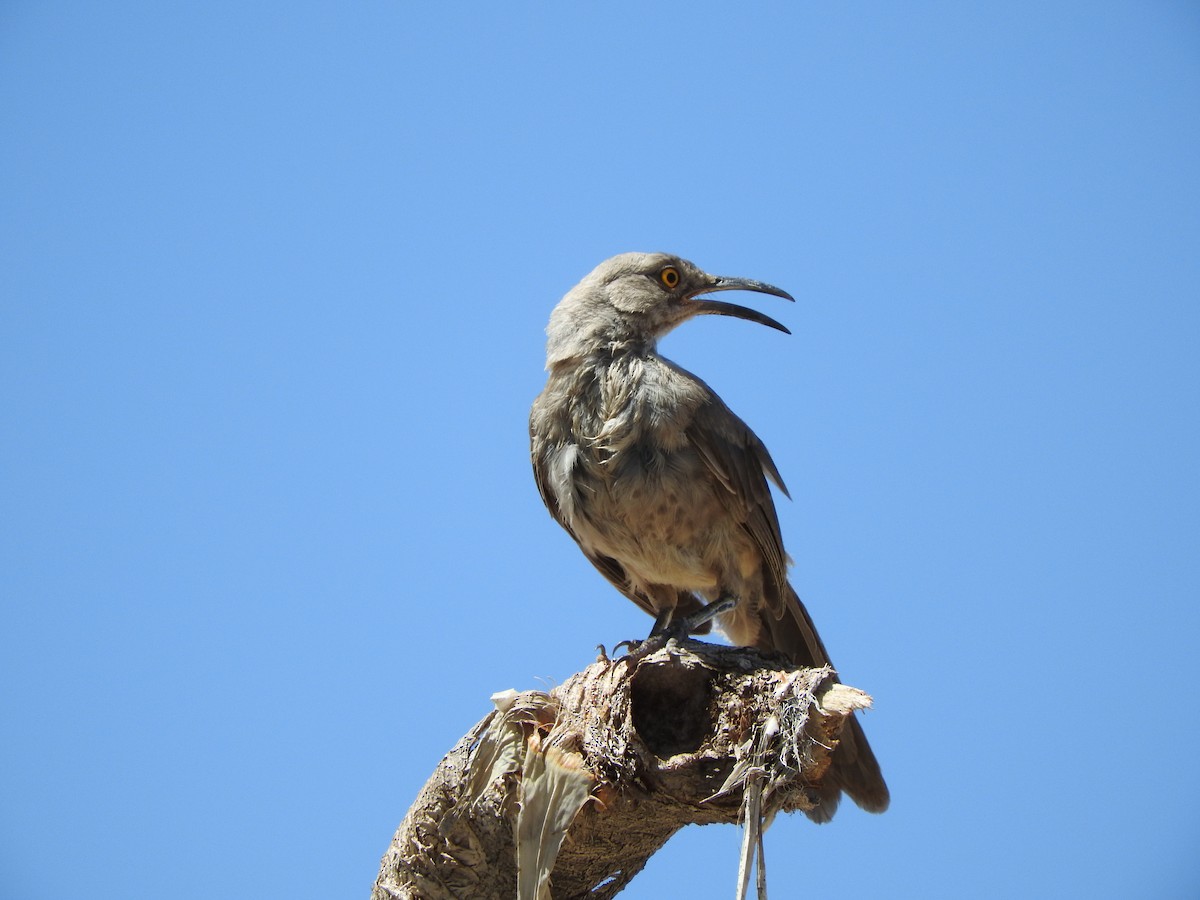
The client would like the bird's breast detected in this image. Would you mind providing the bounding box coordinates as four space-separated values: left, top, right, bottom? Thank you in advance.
534 354 737 582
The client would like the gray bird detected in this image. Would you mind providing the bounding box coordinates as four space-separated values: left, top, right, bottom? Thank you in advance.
529 252 888 821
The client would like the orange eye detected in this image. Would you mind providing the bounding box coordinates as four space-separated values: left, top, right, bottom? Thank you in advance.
660 266 680 289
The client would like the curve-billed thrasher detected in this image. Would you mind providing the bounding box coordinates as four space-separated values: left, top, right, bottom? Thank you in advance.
529 252 888 821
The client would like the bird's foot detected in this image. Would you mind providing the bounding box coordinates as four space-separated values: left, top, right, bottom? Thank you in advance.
613 596 740 663
611 607 680 659
613 631 670 664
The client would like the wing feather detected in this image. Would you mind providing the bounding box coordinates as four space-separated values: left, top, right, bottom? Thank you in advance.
685 394 792 618
531 433 658 618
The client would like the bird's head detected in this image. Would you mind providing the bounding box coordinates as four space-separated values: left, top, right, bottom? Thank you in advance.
546 252 793 366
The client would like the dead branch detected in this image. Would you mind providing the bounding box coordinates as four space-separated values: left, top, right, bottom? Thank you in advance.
371 640 874 900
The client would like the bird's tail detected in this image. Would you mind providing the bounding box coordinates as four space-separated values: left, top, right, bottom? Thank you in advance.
756 584 890 823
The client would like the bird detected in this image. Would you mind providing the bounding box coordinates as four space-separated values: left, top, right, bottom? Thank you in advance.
529 251 888 821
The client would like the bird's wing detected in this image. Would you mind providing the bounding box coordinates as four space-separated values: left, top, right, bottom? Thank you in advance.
685 392 792 616
530 437 659 619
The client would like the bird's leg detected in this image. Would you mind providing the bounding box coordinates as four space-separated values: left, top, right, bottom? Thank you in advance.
679 595 738 634
649 607 676 636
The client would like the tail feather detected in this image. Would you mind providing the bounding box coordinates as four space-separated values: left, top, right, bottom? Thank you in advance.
757 585 890 821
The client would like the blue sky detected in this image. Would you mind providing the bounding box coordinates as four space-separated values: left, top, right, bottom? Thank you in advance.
2 3 1198 898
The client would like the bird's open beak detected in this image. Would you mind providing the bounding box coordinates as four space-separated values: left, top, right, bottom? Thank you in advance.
687 275 794 334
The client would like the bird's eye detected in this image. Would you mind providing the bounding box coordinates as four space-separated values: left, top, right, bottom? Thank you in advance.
659 266 680 289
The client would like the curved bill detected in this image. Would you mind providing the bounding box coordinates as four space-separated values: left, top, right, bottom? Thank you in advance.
687 275 794 334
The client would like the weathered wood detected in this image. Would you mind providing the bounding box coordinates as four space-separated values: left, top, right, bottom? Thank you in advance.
372 640 874 900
